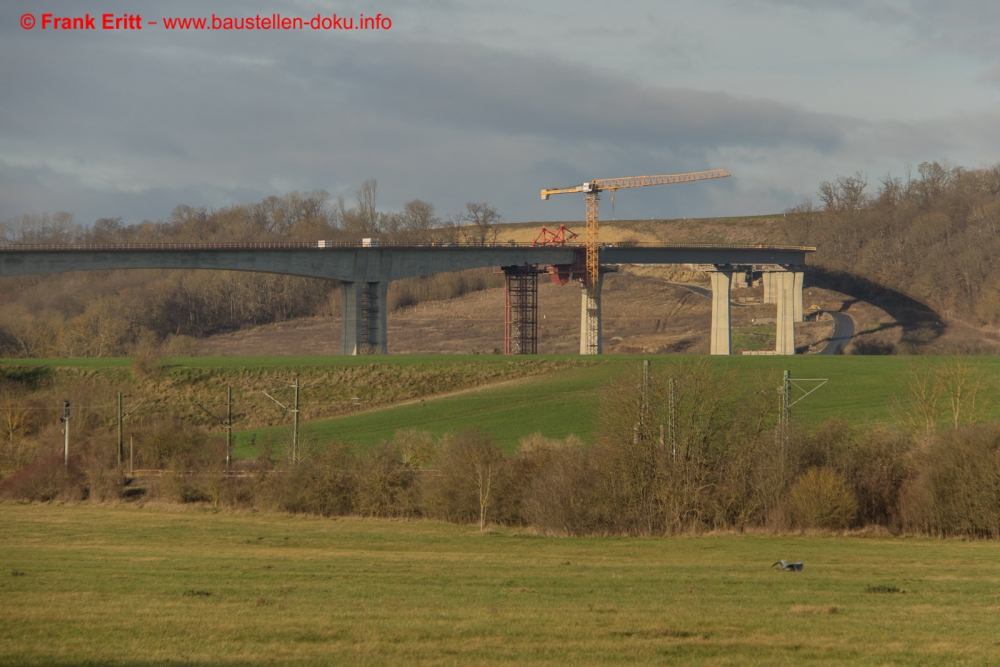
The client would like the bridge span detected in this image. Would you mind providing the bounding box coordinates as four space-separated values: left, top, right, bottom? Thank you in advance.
0 242 814 355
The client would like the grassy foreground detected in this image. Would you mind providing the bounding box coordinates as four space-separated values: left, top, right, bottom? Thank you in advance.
2 504 999 666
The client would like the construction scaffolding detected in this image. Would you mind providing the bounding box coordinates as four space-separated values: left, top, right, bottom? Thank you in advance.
359 282 380 354
502 265 540 354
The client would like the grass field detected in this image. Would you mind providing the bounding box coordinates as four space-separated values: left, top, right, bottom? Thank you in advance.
2 503 999 665
5 353 1000 456
235 354 1000 456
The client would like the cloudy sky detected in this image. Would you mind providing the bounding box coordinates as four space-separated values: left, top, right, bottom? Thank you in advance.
3 0 1000 226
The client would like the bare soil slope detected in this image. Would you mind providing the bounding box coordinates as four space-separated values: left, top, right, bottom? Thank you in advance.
198 267 870 356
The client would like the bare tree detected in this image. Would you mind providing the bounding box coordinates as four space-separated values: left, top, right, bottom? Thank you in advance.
892 362 944 435
939 357 989 429
461 202 502 246
818 172 869 213
402 200 440 234
356 179 381 234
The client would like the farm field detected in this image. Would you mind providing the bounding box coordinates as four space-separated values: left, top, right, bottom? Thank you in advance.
3 353 999 455
2 503 999 666
233 354 1000 455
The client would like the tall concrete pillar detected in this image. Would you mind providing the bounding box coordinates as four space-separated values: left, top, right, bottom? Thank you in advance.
774 271 796 355
709 269 734 355
763 272 777 304
579 272 604 355
340 280 388 355
792 270 804 322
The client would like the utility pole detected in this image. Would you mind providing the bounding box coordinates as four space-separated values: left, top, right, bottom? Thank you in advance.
292 377 300 465
775 370 828 463
191 388 234 470
261 379 301 465
117 394 142 467
61 400 70 466
117 392 123 466
226 386 233 470
667 377 677 460
635 360 651 443
777 370 791 452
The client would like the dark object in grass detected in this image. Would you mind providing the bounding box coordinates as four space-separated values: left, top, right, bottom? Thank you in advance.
183 589 212 597
11 571 26 577
866 585 904 594
772 560 804 572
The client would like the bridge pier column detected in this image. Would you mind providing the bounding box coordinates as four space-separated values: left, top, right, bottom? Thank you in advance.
763 271 776 304
793 270 804 322
341 280 388 355
580 272 604 355
775 271 796 355
709 268 733 355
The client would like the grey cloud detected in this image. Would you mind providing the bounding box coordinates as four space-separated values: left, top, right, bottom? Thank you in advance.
309 41 853 152
747 0 1000 60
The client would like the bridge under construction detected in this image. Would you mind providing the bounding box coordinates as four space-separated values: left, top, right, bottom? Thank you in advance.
0 241 814 355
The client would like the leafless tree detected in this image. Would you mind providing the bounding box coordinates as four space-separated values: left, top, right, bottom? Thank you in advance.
818 172 869 213
402 200 440 234
461 202 502 246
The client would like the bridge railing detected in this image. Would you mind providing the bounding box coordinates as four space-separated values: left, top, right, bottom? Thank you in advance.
0 241 816 252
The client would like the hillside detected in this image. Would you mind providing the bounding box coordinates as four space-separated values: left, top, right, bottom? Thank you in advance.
6 162 1000 357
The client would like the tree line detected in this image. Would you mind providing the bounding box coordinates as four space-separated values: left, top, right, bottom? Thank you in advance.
5 359 1000 538
0 183 504 357
785 161 1000 337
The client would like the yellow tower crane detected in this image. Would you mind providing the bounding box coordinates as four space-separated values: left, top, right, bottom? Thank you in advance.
541 169 731 293
541 169 731 354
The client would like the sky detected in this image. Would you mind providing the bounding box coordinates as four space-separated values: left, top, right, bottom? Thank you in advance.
3 0 1000 227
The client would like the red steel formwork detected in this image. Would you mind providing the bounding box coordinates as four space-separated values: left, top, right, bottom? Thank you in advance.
502 265 539 354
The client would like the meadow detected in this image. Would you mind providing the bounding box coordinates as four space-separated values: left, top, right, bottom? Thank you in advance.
1 503 999 666
3 353 997 455
232 354 994 454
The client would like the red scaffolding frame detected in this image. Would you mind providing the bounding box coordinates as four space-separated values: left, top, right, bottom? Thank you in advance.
502 265 539 354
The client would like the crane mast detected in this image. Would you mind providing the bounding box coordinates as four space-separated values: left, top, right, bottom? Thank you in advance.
541 168 731 296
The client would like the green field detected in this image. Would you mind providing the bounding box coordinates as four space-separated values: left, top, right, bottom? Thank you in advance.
1 503 999 665
4 354 997 457
234 354 998 455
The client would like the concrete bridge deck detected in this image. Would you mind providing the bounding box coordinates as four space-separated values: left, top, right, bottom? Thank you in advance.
0 242 815 355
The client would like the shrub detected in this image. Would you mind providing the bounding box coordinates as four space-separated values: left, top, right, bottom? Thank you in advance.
0 454 86 501
279 444 356 516
353 442 418 518
419 430 505 529
782 467 858 530
898 426 1000 538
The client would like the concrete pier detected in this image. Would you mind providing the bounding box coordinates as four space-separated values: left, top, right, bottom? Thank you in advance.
774 271 796 355
341 281 388 355
579 272 604 355
762 271 776 304
709 269 734 355
793 270 804 322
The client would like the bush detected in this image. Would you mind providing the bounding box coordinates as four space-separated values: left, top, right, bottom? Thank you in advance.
279 444 356 516
419 431 505 529
782 467 857 530
0 455 86 501
353 443 418 518
898 426 1000 538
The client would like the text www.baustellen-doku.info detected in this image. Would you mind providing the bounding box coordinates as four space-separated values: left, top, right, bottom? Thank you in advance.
19 12 392 32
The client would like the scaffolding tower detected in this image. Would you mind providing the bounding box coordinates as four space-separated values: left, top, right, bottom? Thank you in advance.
359 282 380 354
502 265 540 354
